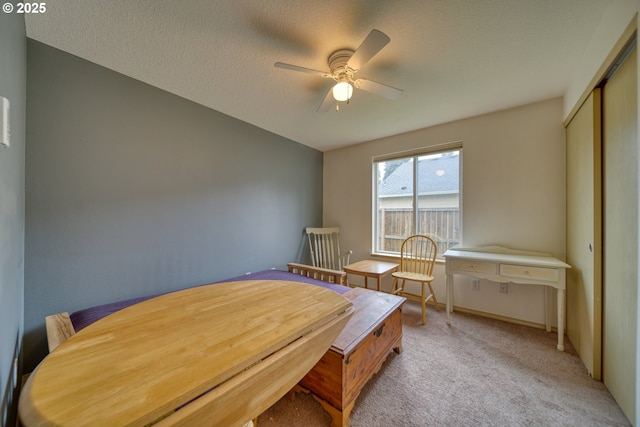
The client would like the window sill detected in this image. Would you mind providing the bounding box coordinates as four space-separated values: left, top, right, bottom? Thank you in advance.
369 252 446 265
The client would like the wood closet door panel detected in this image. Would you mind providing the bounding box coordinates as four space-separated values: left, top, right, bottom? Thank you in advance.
566 90 602 380
602 45 637 423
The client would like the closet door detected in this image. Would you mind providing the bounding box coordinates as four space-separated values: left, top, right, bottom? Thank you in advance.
602 45 637 422
566 90 602 380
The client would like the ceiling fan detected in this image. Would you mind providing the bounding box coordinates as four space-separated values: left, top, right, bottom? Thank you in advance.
274 29 403 112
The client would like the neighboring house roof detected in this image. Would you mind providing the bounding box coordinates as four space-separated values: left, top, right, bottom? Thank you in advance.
378 153 459 196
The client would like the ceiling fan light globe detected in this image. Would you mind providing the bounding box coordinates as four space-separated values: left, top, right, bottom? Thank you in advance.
332 82 353 102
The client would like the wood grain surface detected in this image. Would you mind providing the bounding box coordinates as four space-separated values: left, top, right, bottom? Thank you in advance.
19 280 352 427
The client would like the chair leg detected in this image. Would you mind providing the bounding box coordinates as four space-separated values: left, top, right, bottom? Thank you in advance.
391 277 399 294
420 283 426 325
428 282 440 311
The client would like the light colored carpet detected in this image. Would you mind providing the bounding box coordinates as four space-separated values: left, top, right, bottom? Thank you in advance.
258 300 631 427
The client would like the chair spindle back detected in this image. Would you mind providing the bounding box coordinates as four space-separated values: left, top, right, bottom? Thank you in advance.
306 227 351 271
399 235 437 276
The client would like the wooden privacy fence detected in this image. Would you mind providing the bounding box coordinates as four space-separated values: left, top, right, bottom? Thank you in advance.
378 208 460 255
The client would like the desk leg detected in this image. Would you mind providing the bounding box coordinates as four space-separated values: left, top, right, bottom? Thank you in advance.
544 287 551 332
445 273 452 325
557 288 565 351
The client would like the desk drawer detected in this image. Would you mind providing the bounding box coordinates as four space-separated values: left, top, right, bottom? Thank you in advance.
499 264 558 282
450 260 496 275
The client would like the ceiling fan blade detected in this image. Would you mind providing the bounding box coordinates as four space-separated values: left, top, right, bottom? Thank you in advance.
354 78 403 100
317 87 336 112
347 29 390 72
274 62 332 78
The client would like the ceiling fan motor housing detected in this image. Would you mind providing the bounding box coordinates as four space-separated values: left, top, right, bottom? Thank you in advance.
329 49 355 80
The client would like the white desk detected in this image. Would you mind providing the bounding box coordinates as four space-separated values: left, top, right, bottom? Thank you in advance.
443 246 571 351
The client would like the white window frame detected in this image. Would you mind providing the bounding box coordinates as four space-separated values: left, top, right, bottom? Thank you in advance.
372 142 463 259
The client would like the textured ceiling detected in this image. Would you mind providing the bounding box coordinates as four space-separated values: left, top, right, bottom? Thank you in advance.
25 0 612 152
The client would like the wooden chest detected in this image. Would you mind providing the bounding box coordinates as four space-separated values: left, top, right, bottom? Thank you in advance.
298 287 405 427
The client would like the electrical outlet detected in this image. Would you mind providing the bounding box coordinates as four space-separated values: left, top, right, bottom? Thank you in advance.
471 279 479 290
499 283 508 294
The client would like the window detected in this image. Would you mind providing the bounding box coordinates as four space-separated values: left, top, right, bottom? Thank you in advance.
373 145 462 258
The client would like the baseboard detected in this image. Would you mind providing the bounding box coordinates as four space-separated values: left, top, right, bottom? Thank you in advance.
401 298 560 332
451 305 557 332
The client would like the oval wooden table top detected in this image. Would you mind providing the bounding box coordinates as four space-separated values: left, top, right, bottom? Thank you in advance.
19 280 353 427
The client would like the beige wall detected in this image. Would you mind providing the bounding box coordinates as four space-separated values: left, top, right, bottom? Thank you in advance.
564 1 640 121
324 97 565 326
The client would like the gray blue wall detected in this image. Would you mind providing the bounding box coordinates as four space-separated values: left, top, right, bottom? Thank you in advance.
24 40 323 372
0 10 26 427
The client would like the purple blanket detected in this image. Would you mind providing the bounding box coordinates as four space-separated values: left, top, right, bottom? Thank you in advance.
70 269 349 332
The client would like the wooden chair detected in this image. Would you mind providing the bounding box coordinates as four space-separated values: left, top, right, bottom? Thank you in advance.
306 227 352 272
391 235 439 324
